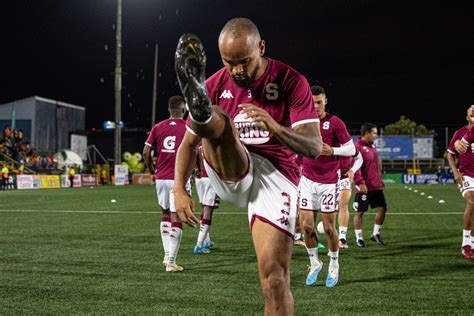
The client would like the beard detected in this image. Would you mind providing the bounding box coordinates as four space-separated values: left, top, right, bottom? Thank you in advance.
231 63 260 88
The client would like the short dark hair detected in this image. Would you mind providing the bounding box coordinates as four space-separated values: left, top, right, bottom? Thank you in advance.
220 17 261 41
361 123 377 136
168 96 185 109
310 85 325 96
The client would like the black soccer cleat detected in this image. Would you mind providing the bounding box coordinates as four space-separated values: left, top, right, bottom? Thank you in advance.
356 239 366 248
370 234 385 246
175 33 212 124
339 238 349 249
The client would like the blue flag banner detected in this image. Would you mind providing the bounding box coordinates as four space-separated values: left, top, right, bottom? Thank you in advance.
353 136 433 160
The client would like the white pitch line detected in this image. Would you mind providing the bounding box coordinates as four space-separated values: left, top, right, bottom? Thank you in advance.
0 210 464 215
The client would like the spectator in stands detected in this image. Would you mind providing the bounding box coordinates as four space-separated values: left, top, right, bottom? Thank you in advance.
68 166 76 188
1 164 9 190
18 164 25 175
101 166 108 185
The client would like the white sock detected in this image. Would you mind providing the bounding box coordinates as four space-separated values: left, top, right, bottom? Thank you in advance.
373 224 382 236
306 247 319 268
197 222 210 248
160 217 171 257
328 250 339 270
463 229 471 247
339 226 348 240
355 229 363 240
168 224 183 265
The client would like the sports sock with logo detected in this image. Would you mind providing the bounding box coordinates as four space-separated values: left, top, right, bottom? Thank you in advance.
306 247 319 268
168 222 183 265
339 226 348 240
160 217 171 258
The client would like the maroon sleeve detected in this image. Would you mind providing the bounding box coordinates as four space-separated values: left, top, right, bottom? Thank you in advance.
286 74 319 127
335 117 352 145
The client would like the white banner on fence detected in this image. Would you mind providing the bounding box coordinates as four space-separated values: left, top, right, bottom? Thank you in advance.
16 175 35 190
114 165 129 186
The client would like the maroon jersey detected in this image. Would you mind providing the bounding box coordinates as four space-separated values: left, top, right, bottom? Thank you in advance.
356 139 384 191
145 118 186 180
448 126 474 178
302 114 352 184
188 58 318 185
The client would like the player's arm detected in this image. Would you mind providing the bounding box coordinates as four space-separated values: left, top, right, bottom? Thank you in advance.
143 144 154 174
346 151 363 183
447 151 463 186
354 169 368 194
173 130 201 227
276 122 322 159
239 103 321 158
321 140 356 156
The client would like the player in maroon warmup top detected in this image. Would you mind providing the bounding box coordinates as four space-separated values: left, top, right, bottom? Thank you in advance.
143 96 189 272
447 105 474 259
174 18 321 315
353 123 388 247
298 85 356 287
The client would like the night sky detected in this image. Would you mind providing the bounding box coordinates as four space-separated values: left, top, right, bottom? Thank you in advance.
1 0 473 132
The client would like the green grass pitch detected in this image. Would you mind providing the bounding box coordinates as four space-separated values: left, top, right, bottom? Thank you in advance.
0 183 472 314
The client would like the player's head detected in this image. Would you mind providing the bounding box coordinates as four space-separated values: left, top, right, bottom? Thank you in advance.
218 17 265 88
168 95 186 118
361 122 378 144
466 104 474 125
310 85 328 117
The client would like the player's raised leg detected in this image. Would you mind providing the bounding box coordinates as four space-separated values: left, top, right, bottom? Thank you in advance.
175 33 248 182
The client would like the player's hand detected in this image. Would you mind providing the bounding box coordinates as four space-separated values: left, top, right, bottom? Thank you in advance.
173 187 199 227
455 139 469 154
359 184 368 194
453 170 463 186
320 143 334 156
345 170 355 183
238 104 282 134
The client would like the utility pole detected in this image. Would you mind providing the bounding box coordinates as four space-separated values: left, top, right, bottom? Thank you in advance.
114 0 122 164
151 44 159 129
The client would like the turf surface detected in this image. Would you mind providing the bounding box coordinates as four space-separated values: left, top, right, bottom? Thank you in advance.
0 184 472 314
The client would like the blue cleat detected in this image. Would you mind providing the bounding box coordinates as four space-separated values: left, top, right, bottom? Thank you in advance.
326 266 339 288
203 240 215 249
306 260 323 286
193 245 211 254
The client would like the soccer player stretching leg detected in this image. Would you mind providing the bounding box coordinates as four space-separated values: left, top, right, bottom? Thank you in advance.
173 18 321 315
